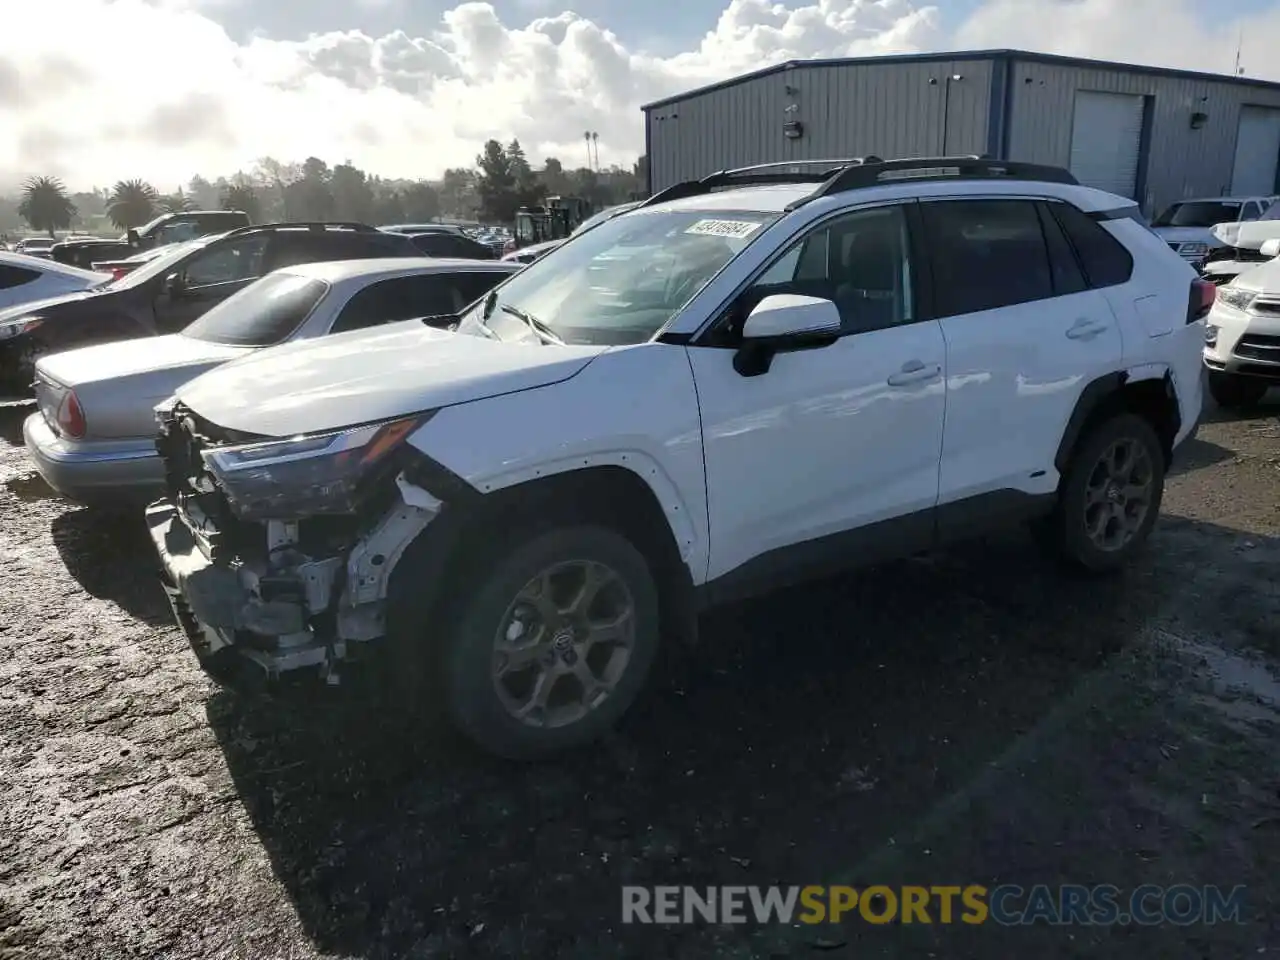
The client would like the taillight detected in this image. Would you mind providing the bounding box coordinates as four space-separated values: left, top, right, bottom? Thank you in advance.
110 267 130 281
56 390 86 439
1188 278 1215 323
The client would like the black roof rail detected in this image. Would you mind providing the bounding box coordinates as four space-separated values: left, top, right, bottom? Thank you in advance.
221 221 378 239
795 156 1079 208
642 155 1079 211
639 158 886 208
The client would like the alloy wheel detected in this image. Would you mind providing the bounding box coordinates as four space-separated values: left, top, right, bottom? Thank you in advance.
491 560 635 728
1082 436 1154 552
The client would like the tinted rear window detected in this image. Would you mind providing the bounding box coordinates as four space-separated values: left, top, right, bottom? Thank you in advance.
180 273 327 346
1049 202 1134 288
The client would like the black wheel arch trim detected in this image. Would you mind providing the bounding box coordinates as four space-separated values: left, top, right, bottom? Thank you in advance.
1054 371 1128 474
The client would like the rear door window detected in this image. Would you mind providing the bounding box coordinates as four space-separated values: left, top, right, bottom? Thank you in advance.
922 199 1055 317
1036 203 1087 296
182 234 269 288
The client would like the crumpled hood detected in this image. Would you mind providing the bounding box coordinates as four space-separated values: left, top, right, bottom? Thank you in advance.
0 289 100 324
1229 220 1280 251
176 319 607 437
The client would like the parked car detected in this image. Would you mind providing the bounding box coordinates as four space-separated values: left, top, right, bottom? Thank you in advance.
147 156 1206 759
50 237 133 270
0 251 110 314
125 210 252 251
25 257 519 504
15 238 55 259
1203 252 1280 408
394 230 497 260
1151 195 1275 265
1201 200 1280 284
90 242 190 282
0 222 418 391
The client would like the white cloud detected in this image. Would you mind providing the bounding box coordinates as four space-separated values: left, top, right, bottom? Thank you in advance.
0 0 1277 191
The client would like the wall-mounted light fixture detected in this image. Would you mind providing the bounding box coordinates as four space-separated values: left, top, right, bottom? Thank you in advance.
1190 111 1209 130
783 120 804 139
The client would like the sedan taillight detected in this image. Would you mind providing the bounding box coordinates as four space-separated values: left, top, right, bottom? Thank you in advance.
56 390 86 439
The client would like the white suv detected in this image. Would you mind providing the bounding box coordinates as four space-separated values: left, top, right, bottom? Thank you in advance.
147 157 1209 759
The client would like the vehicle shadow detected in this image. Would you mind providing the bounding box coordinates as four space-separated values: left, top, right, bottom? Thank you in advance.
0 399 32 445
50 507 172 626
203 517 1242 959
1167 436 1235 476
1199 388 1280 425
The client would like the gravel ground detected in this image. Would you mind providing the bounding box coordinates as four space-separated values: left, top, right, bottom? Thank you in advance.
0 395 1278 959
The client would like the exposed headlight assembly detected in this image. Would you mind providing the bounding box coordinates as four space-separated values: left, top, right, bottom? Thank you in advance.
202 414 429 520
1216 285 1257 313
0 316 43 341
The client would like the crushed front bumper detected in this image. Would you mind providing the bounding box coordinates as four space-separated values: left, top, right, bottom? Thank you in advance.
146 499 347 684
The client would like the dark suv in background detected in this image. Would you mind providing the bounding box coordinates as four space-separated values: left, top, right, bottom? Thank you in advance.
0 222 419 391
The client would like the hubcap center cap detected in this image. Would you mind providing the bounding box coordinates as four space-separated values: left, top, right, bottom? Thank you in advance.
1106 482 1124 504
552 628 575 652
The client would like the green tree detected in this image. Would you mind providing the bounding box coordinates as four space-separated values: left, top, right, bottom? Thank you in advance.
507 139 544 209
159 189 193 213
106 179 158 230
18 176 77 237
476 140 518 223
330 163 375 222
539 157 570 196
221 183 261 222
438 168 478 219
400 181 441 222
187 175 219 209
284 156 334 220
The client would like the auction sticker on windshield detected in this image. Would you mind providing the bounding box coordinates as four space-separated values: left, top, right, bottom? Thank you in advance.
684 219 763 239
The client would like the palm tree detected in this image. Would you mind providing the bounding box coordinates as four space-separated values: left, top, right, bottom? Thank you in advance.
159 189 193 213
18 176 77 237
220 184 260 223
106 179 159 230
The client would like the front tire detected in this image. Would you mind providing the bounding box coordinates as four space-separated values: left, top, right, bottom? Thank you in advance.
440 525 661 760
1208 371 1269 410
1038 413 1165 573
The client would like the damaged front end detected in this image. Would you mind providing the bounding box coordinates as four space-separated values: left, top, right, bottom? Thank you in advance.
147 401 443 686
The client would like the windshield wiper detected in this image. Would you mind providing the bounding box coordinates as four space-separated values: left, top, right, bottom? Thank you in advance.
500 303 564 344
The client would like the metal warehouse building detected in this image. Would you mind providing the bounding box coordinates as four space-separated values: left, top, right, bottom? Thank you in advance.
642 49 1280 216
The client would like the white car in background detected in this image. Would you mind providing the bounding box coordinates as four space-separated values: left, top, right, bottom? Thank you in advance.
1201 201 1280 285
1151 195 1275 265
1204 250 1280 408
0 251 110 313
24 257 519 504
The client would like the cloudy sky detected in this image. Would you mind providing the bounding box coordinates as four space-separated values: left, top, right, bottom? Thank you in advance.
1 0 1278 191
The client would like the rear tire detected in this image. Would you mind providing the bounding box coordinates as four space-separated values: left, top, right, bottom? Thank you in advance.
404 524 662 760
1037 413 1165 574
1208 371 1269 410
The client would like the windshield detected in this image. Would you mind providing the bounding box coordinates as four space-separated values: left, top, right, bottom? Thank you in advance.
106 239 205 290
1261 201 1280 221
455 209 778 346
1152 201 1242 228
571 203 637 236
181 273 328 346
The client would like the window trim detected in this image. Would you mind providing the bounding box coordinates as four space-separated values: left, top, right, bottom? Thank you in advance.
689 199 932 348
181 233 271 289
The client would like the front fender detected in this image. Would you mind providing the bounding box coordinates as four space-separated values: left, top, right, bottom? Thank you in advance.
406 343 710 583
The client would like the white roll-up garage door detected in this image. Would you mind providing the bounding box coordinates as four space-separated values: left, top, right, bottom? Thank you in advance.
1230 106 1280 196
1069 91 1146 198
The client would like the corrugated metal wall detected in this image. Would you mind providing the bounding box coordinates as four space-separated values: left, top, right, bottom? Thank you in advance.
646 59 993 192
1006 59 1280 214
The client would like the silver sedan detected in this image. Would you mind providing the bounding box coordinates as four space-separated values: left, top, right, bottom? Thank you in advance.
24 257 519 505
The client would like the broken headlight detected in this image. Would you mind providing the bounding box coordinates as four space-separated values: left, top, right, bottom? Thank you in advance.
202 415 427 521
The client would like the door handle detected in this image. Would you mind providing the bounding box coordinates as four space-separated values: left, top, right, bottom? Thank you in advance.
1066 317 1109 340
887 360 942 387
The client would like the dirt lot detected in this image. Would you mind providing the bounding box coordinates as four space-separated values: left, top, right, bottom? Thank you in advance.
1 396 1278 959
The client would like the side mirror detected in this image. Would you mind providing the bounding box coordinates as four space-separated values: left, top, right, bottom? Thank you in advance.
163 272 186 297
1260 239 1280 259
733 294 841 377
127 228 140 248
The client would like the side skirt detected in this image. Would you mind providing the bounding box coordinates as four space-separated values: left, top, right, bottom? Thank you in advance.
694 489 1057 611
